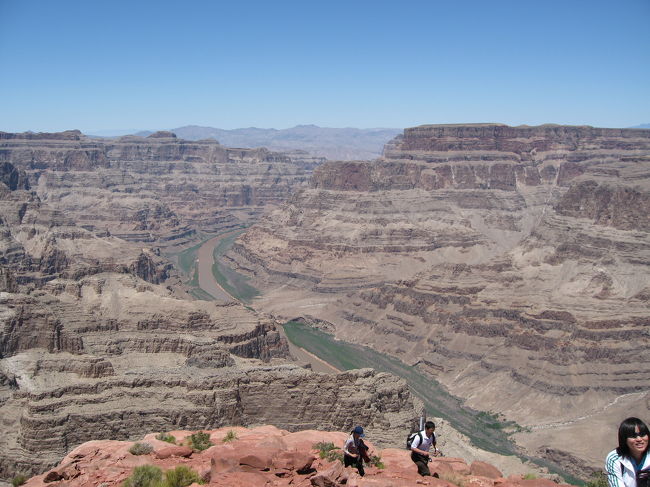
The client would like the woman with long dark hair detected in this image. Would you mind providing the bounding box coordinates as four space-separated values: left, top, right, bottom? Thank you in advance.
606 417 650 487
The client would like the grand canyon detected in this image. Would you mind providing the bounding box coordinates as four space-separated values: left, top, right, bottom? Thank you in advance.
1 124 649 484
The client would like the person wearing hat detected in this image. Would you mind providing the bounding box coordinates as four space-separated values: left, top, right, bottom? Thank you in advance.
343 426 367 476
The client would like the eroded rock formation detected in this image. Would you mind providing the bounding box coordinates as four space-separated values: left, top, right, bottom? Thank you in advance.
225 124 650 470
0 157 422 482
0 130 325 247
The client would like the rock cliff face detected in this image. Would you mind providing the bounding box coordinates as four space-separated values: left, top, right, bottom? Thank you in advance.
0 130 325 247
4 366 420 479
225 124 650 469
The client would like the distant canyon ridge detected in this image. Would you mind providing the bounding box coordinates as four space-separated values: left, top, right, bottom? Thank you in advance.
0 124 649 481
93 125 403 161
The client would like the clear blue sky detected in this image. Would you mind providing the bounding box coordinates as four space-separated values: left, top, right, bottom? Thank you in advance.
1 0 648 132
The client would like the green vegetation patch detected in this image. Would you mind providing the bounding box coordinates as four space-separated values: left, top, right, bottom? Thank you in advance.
585 472 609 487
314 442 343 463
123 465 163 487
188 431 213 452
122 465 204 487
129 442 154 455
162 466 205 487
156 432 176 444
12 475 28 487
222 430 238 442
368 454 385 469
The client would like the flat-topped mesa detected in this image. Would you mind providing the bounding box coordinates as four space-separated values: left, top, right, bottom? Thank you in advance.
0 130 83 141
311 123 650 193
385 123 650 157
0 130 322 169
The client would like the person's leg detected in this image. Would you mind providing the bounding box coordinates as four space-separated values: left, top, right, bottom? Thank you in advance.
357 459 365 477
344 454 355 468
417 458 431 476
411 452 431 476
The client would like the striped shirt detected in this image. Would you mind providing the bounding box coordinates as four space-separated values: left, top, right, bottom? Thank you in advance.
605 449 650 487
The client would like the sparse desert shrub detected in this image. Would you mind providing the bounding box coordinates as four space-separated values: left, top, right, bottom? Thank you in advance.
222 430 238 442
156 432 176 444
162 465 204 487
313 442 343 463
122 465 163 487
188 431 213 452
368 454 385 469
12 475 28 487
129 442 154 455
314 442 336 458
440 472 469 487
523 473 538 480
586 472 609 487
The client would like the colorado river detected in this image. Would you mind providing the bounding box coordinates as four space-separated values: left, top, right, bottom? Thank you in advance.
196 233 236 302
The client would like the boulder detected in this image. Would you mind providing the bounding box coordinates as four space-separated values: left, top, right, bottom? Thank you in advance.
471 461 503 479
154 446 193 459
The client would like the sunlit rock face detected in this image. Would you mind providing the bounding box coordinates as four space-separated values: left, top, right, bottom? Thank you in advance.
225 124 650 470
0 155 421 482
0 130 325 248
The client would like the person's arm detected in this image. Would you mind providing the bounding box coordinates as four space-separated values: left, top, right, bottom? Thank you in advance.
605 451 623 487
344 438 357 458
410 435 429 457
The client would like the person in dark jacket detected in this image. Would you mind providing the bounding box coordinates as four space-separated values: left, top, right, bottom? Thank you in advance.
343 426 367 476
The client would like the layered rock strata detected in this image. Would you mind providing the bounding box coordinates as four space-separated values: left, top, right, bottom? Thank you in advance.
225 124 650 469
0 160 420 481
0 130 325 247
3 366 419 478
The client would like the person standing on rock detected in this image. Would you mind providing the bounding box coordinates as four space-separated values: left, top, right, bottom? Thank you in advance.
606 417 650 487
343 426 367 477
410 421 438 476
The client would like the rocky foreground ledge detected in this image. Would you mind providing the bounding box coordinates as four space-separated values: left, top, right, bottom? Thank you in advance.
19 425 570 487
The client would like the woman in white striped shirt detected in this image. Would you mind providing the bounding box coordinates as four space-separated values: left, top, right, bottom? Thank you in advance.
605 418 650 487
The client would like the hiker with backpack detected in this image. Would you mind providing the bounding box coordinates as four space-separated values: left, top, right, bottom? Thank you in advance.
343 426 369 477
408 421 439 476
605 417 650 487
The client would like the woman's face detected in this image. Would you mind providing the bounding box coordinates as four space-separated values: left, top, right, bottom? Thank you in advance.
627 426 649 458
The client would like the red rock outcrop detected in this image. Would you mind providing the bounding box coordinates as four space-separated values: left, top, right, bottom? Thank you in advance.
19 426 569 487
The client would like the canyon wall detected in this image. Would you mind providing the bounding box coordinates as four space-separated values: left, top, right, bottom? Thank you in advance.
225 124 650 470
0 152 420 481
0 130 325 247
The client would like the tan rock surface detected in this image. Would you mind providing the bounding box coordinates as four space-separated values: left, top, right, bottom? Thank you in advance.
1 129 325 248
0 160 419 481
225 124 650 472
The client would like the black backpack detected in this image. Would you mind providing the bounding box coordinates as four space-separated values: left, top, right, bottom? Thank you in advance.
406 431 422 450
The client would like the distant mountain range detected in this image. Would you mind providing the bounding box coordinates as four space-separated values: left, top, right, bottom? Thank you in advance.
131 125 402 160
631 123 650 129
